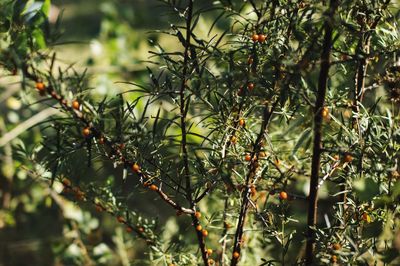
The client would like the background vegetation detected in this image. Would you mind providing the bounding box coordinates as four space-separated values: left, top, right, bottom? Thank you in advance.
0 0 399 265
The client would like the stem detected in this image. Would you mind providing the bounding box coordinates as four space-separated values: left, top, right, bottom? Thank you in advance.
305 0 338 264
178 1 208 265
230 101 278 266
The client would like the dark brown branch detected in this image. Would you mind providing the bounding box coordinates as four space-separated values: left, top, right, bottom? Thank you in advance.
178 1 209 265
230 100 278 266
305 0 338 264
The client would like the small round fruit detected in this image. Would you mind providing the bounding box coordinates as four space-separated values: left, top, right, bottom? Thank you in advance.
196 225 202 231
75 190 85 201
35 82 45 91
279 191 288 200
250 185 257 197
195 211 202 218
72 100 80 110
95 204 103 212
239 118 245 126
251 34 259 42
233 251 240 259
132 163 140 173
333 155 340 161
149 184 158 191
245 154 252 161
82 127 91 137
331 255 338 263
62 178 71 187
230 136 237 144
224 222 232 229
332 243 341 250
344 154 353 163
362 212 371 223
247 83 255 91
206 248 213 255
258 34 266 43
321 107 329 118
117 216 125 223
126 227 133 233
202 229 209 237
98 137 105 145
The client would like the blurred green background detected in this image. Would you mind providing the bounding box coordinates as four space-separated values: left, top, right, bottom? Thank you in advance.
0 1 210 265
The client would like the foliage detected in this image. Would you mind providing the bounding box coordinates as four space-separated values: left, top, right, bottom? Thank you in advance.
1 0 400 265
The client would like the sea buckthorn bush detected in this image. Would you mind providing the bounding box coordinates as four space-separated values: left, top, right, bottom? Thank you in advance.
1 0 399 265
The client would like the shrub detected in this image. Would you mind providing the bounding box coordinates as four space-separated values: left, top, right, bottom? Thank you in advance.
1 0 399 265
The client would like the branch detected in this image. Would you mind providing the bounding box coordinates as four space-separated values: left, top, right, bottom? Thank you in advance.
305 0 338 263
178 1 209 265
0 106 59 147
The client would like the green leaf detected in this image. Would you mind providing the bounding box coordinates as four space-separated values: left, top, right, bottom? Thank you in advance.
292 127 312 155
32 28 46 49
354 178 380 202
41 0 51 16
362 220 383 238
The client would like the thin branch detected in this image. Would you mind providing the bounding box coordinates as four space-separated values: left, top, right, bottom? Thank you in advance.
0 106 59 147
305 0 338 263
178 1 209 265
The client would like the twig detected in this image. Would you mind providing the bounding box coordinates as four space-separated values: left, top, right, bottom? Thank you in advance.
0 106 59 147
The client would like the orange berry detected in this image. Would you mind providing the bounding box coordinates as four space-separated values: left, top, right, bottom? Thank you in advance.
117 216 125 223
344 154 353 163
239 118 245 126
132 163 140 173
126 226 133 233
149 184 158 191
362 212 371 223
202 229 209 237
35 82 45 91
321 107 329 118
75 190 85 201
247 83 255 91
62 178 71 187
230 136 237 144
233 251 240 259
275 159 281 166
98 137 105 145
72 100 80 110
195 211 202 218
279 191 288 200
196 225 202 231
259 151 267 158
332 243 341 250
331 255 338 263
245 154 252 161
250 185 257 197
258 34 266 43
333 155 340 161
82 127 91 137
95 204 103 212
206 248 213 255
251 34 259 42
